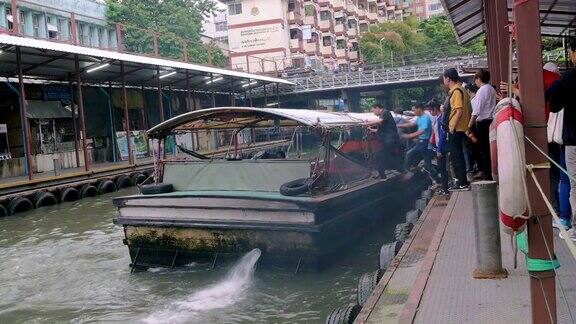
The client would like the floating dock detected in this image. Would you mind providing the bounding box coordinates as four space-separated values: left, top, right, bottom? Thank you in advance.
356 192 576 324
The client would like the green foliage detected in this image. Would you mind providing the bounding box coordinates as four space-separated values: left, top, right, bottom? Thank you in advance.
106 0 226 66
359 19 426 64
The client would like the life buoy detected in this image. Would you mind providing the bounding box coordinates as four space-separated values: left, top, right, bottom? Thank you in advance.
494 98 528 234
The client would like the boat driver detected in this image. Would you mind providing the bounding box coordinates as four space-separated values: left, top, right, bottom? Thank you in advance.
366 103 402 177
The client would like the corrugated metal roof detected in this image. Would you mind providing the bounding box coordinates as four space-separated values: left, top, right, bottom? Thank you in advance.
441 0 576 44
26 100 73 119
0 34 293 93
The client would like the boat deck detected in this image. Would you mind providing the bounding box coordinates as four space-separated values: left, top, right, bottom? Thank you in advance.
356 191 576 324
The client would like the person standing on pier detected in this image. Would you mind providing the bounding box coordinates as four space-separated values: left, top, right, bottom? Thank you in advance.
442 68 471 191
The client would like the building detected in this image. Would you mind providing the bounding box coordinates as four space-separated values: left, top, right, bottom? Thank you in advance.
220 0 404 73
0 0 118 49
396 0 445 21
202 12 230 51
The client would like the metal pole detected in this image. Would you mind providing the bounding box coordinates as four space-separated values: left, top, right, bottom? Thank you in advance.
16 47 33 180
68 78 80 168
186 70 192 111
263 83 267 107
97 85 116 163
120 61 133 165
211 73 216 108
471 181 507 279
74 54 89 171
276 83 280 107
513 1 557 323
157 66 164 122
230 77 235 106
249 80 253 107
140 84 148 129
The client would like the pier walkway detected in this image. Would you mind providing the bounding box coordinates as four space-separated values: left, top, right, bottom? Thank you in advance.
357 191 576 324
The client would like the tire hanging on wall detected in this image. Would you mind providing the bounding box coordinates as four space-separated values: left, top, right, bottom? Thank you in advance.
0 204 8 217
325 304 362 324
98 180 117 194
380 241 402 270
33 192 57 209
405 209 419 225
415 198 427 213
115 175 132 189
60 187 80 203
131 173 147 186
8 197 33 215
80 184 98 198
141 183 174 195
357 269 385 306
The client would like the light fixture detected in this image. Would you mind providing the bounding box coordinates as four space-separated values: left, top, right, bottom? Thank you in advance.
242 81 258 88
159 71 177 79
266 102 279 107
86 63 110 73
206 77 224 84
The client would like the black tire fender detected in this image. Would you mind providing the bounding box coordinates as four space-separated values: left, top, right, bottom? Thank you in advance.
380 241 402 270
141 183 174 195
415 198 427 213
33 191 58 208
60 187 80 203
8 197 33 215
405 209 419 225
280 178 313 196
357 269 384 306
0 203 8 217
98 180 117 194
80 184 98 198
131 173 146 186
325 304 362 324
115 176 132 189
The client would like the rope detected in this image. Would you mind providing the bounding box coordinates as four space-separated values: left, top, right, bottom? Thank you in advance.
526 164 576 260
525 136 576 184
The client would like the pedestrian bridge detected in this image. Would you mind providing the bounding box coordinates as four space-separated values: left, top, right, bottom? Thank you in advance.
276 56 485 95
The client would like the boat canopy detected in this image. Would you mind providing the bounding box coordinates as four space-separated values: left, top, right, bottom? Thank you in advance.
147 107 379 138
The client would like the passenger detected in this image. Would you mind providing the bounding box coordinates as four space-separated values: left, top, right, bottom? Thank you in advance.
465 83 479 99
433 101 450 196
546 36 576 241
367 104 402 177
468 69 497 181
442 68 471 191
398 103 432 173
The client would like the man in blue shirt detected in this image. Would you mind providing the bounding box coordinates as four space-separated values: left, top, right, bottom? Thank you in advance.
398 103 432 172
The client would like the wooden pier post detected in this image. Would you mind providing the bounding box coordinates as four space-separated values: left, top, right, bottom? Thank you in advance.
16 46 33 180
120 61 133 165
74 54 90 172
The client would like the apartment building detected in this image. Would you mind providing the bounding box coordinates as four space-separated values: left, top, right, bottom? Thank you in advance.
0 0 118 49
393 0 444 21
221 0 403 73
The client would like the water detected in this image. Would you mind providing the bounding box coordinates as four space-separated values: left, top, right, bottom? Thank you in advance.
0 189 403 323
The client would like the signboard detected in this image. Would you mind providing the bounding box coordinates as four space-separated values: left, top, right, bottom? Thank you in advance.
228 22 286 52
116 130 149 161
0 124 10 160
43 85 71 102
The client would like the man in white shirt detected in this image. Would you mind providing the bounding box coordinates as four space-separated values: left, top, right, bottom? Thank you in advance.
467 69 496 180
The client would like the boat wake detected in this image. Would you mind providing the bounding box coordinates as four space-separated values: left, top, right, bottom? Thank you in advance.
143 248 261 323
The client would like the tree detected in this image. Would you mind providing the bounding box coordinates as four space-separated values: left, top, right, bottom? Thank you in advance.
106 0 226 66
419 15 485 57
359 19 426 64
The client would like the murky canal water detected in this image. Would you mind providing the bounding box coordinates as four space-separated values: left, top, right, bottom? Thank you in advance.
0 189 404 323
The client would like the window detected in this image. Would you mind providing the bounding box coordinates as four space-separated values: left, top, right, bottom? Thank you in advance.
228 2 242 15
320 11 331 21
98 28 104 47
307 32 317 44
215 21 227 32
416 6 423 14
5 8 13 30
351 42 359 51
292 57 305 68
32 14 39 37
369 4 377 13
335 17 344 25
78 24 86 45
304 5 315 16
336 39 345 49
47 16 58 39
322 36 332 47
359 23 368 33
288 0 296 12
428 3 442 11
290 28 299 39
19 11 25 35
347 19 357 29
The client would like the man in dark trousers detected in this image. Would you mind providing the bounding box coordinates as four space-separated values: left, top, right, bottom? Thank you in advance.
366 103 402 177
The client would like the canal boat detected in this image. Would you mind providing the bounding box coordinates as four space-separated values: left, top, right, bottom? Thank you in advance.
113 107 428 270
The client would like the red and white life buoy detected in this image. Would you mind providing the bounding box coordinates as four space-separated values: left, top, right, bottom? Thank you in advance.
494 98 528 234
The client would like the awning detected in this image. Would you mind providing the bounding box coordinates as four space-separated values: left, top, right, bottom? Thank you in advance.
6 15 12 23
440 0 576 44
147 107 380 138
26 100 74 119
47 24 58 32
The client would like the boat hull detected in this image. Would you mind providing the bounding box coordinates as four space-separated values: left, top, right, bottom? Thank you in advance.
115 172 428 270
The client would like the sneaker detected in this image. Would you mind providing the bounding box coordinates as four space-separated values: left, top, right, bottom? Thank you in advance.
448 182 470 192
553 219 571 230
559 228 576 242
436 189 450 197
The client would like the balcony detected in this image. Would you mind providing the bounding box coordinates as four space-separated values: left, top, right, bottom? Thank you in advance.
321 45 335 57
357 8 367 19
304 15 318 26
304 40 319 55
347 28 357 38
319 19 332 32
288 11 303 24
368 11 378 21
336 48 346 59
346 3 358 15
290 38 303 52
335 23 345 35
349 50 358 60
331 0 345 10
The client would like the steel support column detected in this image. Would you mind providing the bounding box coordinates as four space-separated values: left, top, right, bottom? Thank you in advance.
68 78 80 168
16 47 33 180
211 73 216 108
263 83 268 107
276 83 280 107
120 62 133 165
186 71 192 111
513 2 557 323
230 78 235 106
484 0 510 87
156 66 165 123
74 54 90 171
141 84 149 129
